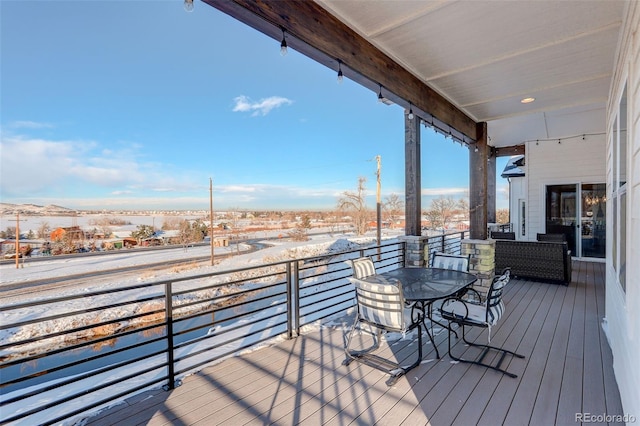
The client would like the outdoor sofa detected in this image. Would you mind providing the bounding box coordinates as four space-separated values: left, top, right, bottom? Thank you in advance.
494 239 572 285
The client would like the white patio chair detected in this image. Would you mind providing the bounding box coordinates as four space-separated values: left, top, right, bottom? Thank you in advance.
429 251 471 272
343 257 423 386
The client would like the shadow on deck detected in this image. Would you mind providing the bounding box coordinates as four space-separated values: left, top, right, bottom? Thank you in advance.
86 261 623 425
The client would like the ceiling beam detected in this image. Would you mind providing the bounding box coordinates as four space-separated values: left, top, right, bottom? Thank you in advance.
202 0 478 141
493 145 525 157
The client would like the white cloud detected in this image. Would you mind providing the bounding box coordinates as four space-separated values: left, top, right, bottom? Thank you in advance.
0 134 200 198
8 120 54 129
232 95 293 116
422 187 469 197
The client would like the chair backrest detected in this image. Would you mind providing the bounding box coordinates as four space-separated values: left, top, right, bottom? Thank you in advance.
350 257 376 279
349 275 404 331
430 251 470 272
485 268 510 325
537 233 566 242
491 231 516 240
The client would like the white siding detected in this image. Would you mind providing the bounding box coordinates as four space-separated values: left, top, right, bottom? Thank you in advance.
606 0 640 418
524 135 606 241
508 175 527 239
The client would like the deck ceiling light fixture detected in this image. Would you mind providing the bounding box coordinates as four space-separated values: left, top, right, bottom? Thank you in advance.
337 60 344 84
183 0 194 12
408 103 414 120
520 97 535 104
280 28 288 56
376 85 393 105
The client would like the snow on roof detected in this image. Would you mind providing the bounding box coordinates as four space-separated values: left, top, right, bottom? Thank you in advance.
501 155 525 178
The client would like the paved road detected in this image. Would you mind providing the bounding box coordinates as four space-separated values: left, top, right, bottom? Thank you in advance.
0 242 258 299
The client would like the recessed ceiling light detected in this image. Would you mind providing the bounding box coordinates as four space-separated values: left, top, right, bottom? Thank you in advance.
520 97 535 104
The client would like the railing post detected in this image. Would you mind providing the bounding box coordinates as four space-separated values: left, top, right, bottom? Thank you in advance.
286 262 293 339
294 261 301 336
164 281 176 390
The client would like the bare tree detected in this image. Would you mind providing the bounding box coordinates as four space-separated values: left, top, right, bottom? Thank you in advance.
288 214 311 241
496 208 510 224
337 177 369 235
325 210 343 235
423 196 457 230
383 193 404 228
37 221 51 239
457 198 469 221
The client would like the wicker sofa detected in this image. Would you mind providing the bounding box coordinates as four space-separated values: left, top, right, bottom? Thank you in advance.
494 240 572 285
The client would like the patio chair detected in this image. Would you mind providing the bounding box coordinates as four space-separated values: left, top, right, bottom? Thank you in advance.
430 251 470 272
350 256 377 279
537 233 567 242
428 251 480 328
439 268 525 378
343 258 423 386
490 231 516 240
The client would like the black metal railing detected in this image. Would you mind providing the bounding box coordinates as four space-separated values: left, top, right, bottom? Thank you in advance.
424 230 468 255
0 231 468 425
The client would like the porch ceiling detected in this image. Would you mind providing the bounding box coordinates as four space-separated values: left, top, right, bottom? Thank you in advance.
206 0 625 149
316 0 625 147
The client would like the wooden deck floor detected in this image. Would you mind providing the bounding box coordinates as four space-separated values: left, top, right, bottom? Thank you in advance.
87 261 624 425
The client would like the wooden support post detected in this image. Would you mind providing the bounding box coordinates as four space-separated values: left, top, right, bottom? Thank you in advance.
488 148 496 224
470 122 488 240
404 112 421 236
376 155 382 260
210 178 214 266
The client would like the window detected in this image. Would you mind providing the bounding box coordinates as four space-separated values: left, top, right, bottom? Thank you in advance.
519 199 526 237
612 83 627 292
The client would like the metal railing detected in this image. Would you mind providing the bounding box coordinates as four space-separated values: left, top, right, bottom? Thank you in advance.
424 230 469 254
0 232 468 425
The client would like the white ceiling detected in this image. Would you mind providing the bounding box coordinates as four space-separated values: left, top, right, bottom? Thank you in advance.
316 0 626 147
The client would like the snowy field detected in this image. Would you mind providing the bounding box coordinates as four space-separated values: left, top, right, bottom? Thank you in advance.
1 229 406 425
0 214 200 236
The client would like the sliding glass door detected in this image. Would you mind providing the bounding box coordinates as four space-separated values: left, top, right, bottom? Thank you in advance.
545 184 577 254
545 183 606 258
580 183 606 258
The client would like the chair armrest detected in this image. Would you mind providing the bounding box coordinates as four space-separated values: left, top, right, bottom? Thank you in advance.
456 287 483 304
440 297 471 321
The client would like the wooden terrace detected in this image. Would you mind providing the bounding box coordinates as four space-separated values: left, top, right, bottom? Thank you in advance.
87 261 623 425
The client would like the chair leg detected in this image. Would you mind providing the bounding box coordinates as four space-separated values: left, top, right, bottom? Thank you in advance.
385 322 423 386
344 321 424 386
447 323 525 378
428 302 458 339
343 321 383 366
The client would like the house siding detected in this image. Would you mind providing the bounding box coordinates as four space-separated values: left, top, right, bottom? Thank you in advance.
508 176 527 239
606 0 640 419
524 135 606 241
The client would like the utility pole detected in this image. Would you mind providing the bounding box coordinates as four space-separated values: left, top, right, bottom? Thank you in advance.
10 212 26 269
210 178 215 266
376 155 382 259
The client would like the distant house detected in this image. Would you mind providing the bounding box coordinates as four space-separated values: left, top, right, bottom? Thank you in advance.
50 226 84 242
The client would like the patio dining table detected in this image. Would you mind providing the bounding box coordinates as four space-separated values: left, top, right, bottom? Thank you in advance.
366 267 478 359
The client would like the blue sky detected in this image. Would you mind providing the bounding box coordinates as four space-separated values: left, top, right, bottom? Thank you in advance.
0 1 509 211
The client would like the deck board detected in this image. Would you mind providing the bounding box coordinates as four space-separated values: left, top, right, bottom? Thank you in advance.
85 261 624 426
529 274 575 425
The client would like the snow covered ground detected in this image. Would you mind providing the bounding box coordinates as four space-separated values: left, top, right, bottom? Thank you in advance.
0 229 405 425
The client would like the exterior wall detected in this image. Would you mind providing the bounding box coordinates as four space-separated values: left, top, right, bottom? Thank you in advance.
605 1 640 418
525 134 606 242
508 176 527 240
